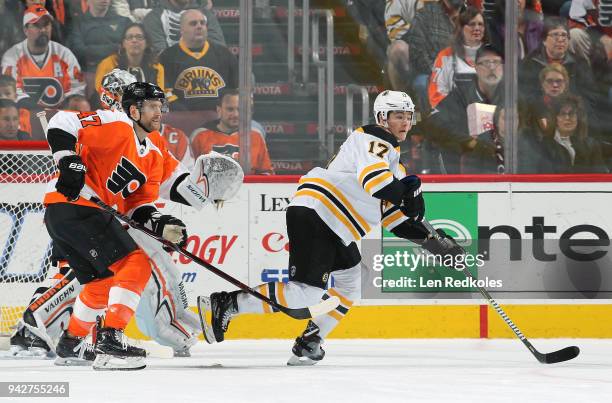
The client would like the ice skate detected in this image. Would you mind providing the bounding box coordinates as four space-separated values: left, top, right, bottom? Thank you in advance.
173 347 191 357
287 321 325 366
93 325 146 371
9 325 54 359
54 330 95 366
197 291 238 343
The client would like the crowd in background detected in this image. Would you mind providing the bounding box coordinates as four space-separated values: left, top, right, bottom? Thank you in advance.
375 0 612 174
0 0 611 175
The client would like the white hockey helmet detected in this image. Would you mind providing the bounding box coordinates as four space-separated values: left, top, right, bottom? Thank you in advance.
373 90 416 126
100 69 137 111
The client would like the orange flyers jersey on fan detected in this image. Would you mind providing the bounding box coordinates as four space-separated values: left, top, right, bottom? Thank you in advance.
191 124 273 175
1 40 85 108
160 123 194 168
43 109 187 214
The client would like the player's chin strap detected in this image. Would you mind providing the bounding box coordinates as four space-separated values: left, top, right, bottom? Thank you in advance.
79 191 340 320
175 152 245 211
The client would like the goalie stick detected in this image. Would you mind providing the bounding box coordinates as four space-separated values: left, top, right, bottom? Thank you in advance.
421 219 580 364
82 194 339 320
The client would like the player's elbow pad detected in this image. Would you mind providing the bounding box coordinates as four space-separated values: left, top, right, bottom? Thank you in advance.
47 128 77 163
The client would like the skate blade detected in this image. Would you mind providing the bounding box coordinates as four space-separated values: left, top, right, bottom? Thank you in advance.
1 346 53 360
287 355 319 366
196 296 216 344
54 356 93 366
93 354 146 371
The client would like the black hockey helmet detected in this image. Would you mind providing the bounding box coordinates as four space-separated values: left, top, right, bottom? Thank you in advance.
121 82 168 114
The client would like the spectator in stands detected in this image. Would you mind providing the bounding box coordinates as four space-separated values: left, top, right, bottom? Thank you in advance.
428 6 487 108
63 94 91 111
519 17 598 107
383 0 418 91
461 104 544 173
95 23 164 96
485 0 544 61
67 0 131 72
344 0 389 68
0 75 32 137
1 0 22 57
540 93 608 173
0 99 28 140
191 89 273 175
427 44 504 174
402 0 463 111
160 122 194 167
143 0 225 54
159 8 237 112
1 6 85 109
519 62 569 135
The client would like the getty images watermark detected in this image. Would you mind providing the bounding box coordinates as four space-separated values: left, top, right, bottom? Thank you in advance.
370 249 503 291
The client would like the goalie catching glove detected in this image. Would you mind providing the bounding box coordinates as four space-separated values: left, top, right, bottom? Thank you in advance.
175 152 244 210
132 205 187 246
56 154 87 201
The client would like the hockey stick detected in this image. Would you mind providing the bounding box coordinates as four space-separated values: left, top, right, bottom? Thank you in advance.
37 110 49 133
82 194 339 320
421 220 580 364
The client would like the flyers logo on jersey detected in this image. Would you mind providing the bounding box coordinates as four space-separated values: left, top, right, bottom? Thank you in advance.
107 157 147 198
22 77 63 107
212 144 240 160
175 67 226 98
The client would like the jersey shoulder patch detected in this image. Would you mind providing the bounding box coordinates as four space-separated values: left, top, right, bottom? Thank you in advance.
358 124 399 148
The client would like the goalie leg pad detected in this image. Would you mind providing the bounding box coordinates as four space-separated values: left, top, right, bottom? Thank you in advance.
129 228 200 353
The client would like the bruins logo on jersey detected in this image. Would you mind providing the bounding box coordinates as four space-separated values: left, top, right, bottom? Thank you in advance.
175 66 226 98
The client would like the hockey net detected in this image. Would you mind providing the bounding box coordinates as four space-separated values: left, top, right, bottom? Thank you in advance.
0 142 55 343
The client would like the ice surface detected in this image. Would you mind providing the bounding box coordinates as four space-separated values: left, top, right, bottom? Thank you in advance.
1 339 611 403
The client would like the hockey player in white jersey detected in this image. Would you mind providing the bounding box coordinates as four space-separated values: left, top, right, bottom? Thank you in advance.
198 90 464 365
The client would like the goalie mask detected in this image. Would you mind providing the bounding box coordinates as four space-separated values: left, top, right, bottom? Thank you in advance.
100 69 137 112
373 90 416 127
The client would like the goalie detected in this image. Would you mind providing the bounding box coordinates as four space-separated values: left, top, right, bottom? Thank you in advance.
9 75 243 370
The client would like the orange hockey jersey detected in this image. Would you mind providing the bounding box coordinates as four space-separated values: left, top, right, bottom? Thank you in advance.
191 120 273 175
1 40 85 108
43 109 187 214
160 123 194 168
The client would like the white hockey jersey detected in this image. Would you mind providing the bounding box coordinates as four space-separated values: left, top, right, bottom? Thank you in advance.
1 40 85 108
290 124 411 244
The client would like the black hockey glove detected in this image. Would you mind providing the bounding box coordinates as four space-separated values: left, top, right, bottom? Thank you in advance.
133 206 188 247
422 229 465 259
56 155 87 201
400 175 425 222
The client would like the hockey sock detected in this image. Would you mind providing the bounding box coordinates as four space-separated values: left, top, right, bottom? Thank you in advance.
312 288 354 338
236 281 325 314
67 291 107 338
105 250 152 330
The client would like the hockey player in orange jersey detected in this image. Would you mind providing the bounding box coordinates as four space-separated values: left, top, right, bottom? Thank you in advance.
43 81 243 370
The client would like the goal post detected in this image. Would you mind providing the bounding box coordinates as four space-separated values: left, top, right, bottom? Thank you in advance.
0 141 54 343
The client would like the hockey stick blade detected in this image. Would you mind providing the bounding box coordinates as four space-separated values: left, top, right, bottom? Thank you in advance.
537 346 580 364
421 219 580 364
85 194 340 321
